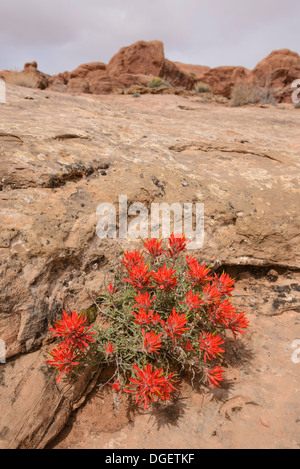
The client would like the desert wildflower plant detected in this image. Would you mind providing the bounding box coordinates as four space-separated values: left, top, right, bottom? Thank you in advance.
47 234 249 410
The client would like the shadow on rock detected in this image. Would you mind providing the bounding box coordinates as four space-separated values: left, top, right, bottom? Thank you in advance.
146 395 189 431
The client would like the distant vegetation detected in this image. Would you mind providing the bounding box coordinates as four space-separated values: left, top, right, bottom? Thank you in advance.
194 81 211 93
231 82 276 106
5 70 39 88
148 77 164 88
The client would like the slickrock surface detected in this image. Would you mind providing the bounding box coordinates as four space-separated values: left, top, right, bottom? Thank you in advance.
0 84 299 448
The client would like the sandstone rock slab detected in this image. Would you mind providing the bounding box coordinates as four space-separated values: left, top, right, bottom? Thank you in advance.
0 348 101 449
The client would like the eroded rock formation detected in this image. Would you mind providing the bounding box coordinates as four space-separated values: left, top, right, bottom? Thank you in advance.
1 41 299 102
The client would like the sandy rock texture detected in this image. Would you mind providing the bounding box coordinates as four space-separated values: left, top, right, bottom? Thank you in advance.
0 84 299 448
0 348 101 449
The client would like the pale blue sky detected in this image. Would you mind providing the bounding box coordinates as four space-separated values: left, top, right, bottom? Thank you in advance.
0 0 299 74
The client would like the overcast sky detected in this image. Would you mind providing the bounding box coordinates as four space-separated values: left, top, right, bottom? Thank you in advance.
0 0 299 75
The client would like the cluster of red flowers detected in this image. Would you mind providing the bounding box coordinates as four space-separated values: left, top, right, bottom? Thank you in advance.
47 233 249 409
46 346 81 384
122 234 189 291
167 233 190 258
124 363 178 410
119 234 249 399
142 237 165 259
203 365 225 389
47 310 96 383
163 307 190 345
142 329 163 354
198 332 225 363
47 310 115 383
124 261 152 290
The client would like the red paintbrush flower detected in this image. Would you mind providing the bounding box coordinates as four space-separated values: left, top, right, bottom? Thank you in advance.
164 307 190 344
213 272 235 296
185 254 199 267
152 264 177 291
123 364 177 410
131 308 163 327
203 365 224 389
131 307 152 326
49 310 96 352
133 291 156 310
198 332 225 362
123 261 152 290
185 262 213 286
142 238 165 259
180 290 203 311
183 340 195 353
201 283 221 303
160 372 179 400
225 311 249 339
141 329 163 354
168 233 190 258
109 379 122 393
122 249 144 270
108 282 115 294
208 298 236 327
148 311 164 326
148 310 163 326
46 344 81 383
104 341 115 357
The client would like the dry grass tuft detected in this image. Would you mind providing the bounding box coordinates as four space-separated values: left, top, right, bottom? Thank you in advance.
231 82 277 106
4 70 39 88
194 81 211 93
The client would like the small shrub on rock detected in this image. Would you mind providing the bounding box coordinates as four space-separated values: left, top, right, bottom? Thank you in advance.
148 77 164 88
47 234 249 410
231 82 277 106
194 81 211 93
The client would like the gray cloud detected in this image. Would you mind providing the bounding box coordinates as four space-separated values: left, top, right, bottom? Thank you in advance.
0 0 299 74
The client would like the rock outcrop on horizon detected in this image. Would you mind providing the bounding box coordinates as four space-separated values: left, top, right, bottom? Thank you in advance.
49 40 196 94
175 48 300 101
1 40 299 101
252 49 300 102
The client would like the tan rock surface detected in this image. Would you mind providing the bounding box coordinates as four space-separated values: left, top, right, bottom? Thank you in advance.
0 84 299 448
0 347 101 449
